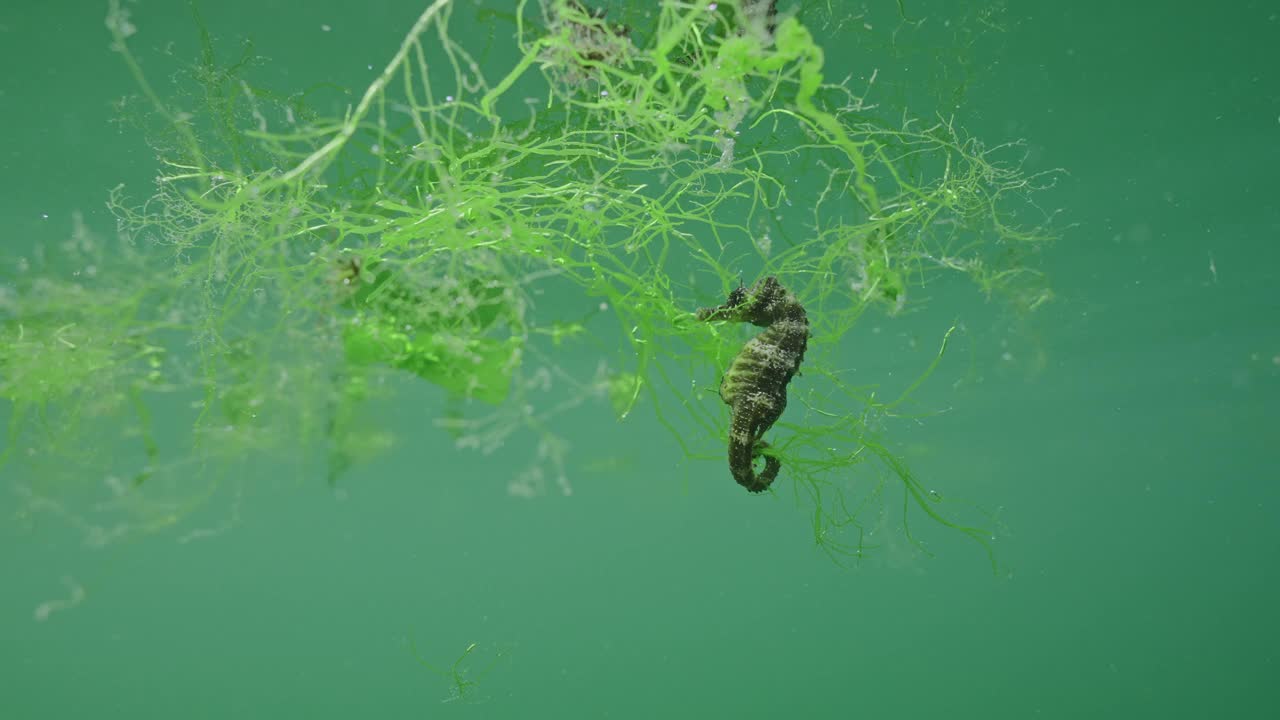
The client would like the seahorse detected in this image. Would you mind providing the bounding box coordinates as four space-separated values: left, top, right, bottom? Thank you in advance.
697 276 808 493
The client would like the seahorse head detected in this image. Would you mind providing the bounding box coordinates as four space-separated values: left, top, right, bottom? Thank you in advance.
697 276 794 327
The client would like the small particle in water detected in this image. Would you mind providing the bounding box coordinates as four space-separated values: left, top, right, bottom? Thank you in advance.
321 24 331 32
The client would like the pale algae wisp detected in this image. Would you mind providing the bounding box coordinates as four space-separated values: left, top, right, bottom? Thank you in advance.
1 1 1053 570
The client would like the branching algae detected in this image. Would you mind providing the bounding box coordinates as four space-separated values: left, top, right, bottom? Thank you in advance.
409 635 509 704
0 0 1055 569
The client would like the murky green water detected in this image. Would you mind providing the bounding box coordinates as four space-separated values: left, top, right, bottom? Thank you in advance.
2 1 1276 717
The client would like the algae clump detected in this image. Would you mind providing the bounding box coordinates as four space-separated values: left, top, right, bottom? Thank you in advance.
1 0 1053 567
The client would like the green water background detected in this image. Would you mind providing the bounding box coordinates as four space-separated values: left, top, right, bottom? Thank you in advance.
2 0 1277 717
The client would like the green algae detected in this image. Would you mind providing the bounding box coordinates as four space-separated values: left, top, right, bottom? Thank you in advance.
1 1 1052 568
